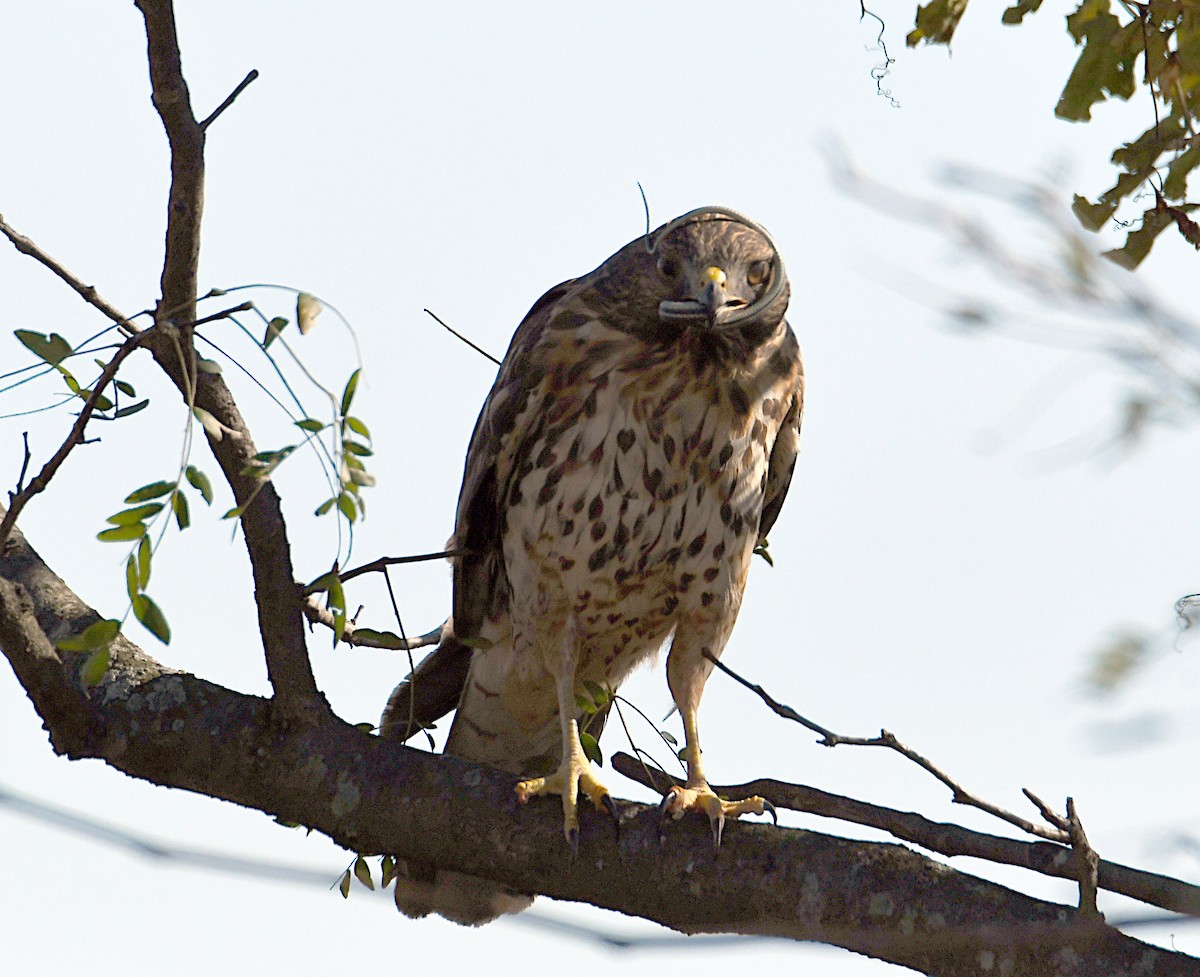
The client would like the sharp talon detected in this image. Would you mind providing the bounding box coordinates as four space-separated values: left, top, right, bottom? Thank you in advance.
602 794 620 837
658 791 675 823
712 812 725 851
763 798 778 825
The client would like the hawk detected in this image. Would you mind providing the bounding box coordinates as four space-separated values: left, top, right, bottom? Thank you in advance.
382 206 804 923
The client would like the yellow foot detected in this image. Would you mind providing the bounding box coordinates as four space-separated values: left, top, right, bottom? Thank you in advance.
659 783 777 849
515 760 619 852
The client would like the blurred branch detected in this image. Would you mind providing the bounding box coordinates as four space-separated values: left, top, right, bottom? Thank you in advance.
824 140 1200 449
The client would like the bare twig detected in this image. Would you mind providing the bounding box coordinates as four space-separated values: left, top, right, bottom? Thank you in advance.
0 329 152 547
704 650 1070 843
335 550 460 586
300 594 441 650
0 215 141 337
12 432 31 496
423 308 501 366
611 753 1200 920
1068 797 1104 920
1024 787 1072 832
199 69 259 129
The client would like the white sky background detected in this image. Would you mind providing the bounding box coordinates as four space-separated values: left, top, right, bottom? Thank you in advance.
2 3 1199 974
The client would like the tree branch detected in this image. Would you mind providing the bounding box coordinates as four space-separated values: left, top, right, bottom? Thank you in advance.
0 328 152 548
0 214 141 336
612 753 1200 920
0 515 1194 976
132 0 320 716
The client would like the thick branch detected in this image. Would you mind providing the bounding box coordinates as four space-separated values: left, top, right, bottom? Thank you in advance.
0 519 1194 977
612 754 1200 919
132 0 319 714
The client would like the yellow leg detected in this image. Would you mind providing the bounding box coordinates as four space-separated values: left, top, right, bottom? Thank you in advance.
514 670 616 850
660 700 776 848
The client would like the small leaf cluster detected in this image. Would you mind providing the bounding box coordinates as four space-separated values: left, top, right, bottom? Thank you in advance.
14 330 148 418
56 467 216 682
311 368 375 524
908 0 1200 267
574 681 612 767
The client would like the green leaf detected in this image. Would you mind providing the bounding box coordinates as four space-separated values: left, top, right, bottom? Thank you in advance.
114 379 136 397
314 497 336 517
295 418 327 433
1103 201 1175 270
348 628 408 649
81 647 112 688
340 368 361 416
1055 9 1140 122
353 722 376 733
114 399 150 419
221 506 243 520
126 555 140 599
1001 0 1042 25
296 293 323 335
97 523 148 543
56 618 120 653
132 593 171 644
353 855 374 891
1071 194 1117 232
380 855 397 888
659 729 678 747
459 636 494 651
185 465 214 505
575 693 596 714
193 406 223 441
137 535 152 588
579 731 603 767
61 370 81 396
328 574 347 646
306 571 340 594
343 440 373 457
106 503 164 526
172 491 190 530
125 481 177 503
906 0 969 48
263 316 289 349
344 416 371 440
1163 143 1200 201
336 491 357 523
583 680 610 707
15 330 73 367
338 869 351 899
80 389 114 412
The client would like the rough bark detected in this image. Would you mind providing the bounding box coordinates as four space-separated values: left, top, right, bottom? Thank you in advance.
1 513 1195 977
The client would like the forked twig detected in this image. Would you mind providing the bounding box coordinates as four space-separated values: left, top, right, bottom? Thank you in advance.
703 650 1070 843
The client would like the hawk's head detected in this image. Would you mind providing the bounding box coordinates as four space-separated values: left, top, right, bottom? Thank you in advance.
586 207 790 356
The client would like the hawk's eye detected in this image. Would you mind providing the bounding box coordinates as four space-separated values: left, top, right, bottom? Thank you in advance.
656 255 679 279
746 259 771 287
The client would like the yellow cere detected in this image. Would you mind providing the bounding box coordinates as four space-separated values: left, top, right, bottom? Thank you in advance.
703 266 727 285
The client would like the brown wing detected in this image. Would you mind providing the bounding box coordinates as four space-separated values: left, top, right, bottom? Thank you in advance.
451 278 578 640
758 320 804 542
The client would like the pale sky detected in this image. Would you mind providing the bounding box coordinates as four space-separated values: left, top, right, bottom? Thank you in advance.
2 4 1198 975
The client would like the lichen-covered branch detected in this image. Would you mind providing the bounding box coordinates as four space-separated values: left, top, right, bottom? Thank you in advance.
612 753 1200 920
0 513 1195 977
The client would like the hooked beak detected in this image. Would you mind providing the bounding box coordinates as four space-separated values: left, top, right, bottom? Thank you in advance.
658 265 747 325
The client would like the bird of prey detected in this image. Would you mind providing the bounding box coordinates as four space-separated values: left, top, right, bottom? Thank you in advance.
381 206 804 923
